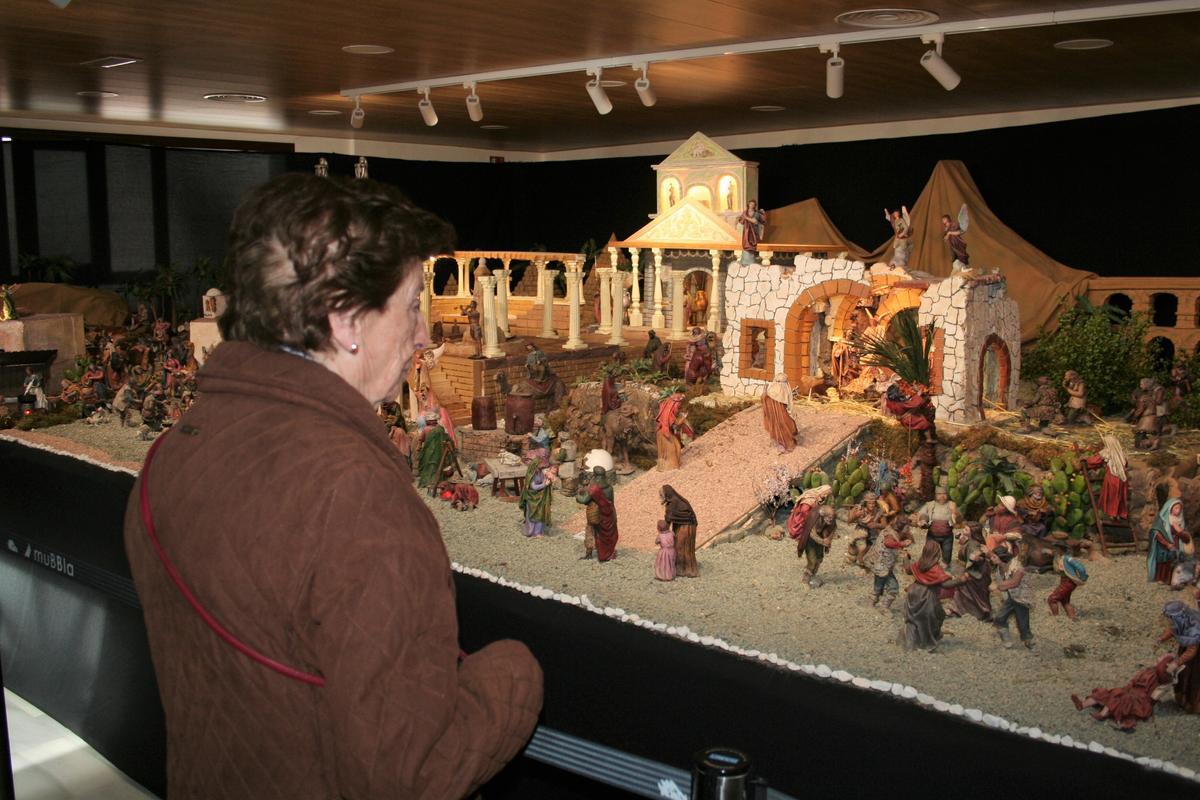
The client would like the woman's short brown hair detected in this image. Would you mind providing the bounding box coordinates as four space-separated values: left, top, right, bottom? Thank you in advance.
219 173 455 351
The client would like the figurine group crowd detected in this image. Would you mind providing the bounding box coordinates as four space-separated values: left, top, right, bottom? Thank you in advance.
1018 368 1192 450
779 431 1199 731
22 303 199 435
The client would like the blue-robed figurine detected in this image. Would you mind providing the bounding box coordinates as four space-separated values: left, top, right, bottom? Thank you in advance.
1147 497 1191 584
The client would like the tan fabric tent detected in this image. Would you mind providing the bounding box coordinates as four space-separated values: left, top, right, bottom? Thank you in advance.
870 160 1095 342
12 282 129 327
762 197 872 260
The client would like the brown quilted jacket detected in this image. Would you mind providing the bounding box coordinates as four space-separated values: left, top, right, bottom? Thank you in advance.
124 341 543 799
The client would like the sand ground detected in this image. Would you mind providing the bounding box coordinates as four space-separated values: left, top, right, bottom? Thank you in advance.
11 416 1200 774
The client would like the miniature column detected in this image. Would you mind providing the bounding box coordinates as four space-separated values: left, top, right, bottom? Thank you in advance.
534 258 547 303
651 248 666 330
479 275 504 358
598 268 613 334
608 269 627 346
707 249 722 333
563 267 586 350
421 260 434 334
628 248 643 326
758 251 773 268
496 259 511 338
669 270 687 340
456 256 470 297
540 268 557 339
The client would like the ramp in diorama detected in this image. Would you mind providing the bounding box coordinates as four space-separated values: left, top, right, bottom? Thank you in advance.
563 404 870 552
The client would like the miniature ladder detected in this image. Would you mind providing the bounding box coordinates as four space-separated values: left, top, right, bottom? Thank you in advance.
1076 455 1136 556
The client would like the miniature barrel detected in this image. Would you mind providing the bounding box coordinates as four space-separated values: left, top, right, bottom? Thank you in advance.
471 396 497 430
505 394 534 435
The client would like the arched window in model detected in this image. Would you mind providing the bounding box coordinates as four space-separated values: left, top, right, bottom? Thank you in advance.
1149 336 1175 373
1104 293 1132 320
1152 293 1178 327
686 184 713 208
661 177 681 210
718 175 738 212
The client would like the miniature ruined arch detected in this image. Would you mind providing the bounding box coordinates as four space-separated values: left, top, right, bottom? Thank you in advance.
783 280 873 385
874 287 925 327
977 333 1012 416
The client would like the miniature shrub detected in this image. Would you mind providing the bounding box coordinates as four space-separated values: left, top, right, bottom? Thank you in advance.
15 406 81 430
1022 297 1153 413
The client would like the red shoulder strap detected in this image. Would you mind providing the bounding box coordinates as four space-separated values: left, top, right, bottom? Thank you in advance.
140 433 326 687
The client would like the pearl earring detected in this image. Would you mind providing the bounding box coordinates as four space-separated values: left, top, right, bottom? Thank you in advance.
350 343 359 354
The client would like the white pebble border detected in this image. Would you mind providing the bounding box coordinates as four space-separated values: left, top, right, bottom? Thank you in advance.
450 559 1200 785
1 433 139 476
10 438 1196 785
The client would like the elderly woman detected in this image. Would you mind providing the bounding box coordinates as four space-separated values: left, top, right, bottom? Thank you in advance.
662 485 699 577
124 175 542 799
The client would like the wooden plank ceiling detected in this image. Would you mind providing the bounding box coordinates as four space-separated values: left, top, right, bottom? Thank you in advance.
0 0 1197 151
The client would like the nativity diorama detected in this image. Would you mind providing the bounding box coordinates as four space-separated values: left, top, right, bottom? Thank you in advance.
6 133 1200 781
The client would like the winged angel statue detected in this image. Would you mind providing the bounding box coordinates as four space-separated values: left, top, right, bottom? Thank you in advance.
943 204 971 274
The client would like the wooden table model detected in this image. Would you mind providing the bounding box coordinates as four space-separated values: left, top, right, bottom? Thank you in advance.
484 457 527 502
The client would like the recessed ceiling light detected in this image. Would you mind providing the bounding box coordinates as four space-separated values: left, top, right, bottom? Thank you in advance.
76 90 120 98
1 137 11 143
1054 38 1114 50
835 8 939 28
750 105 786 112
203 93 267 103
342 44 395 55
480 124 509 130
599 79 626 88
308 109 341 115
79 55 142 69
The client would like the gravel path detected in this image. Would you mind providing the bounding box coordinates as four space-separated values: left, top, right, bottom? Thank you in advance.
563 404 867 551
428 482 1200 775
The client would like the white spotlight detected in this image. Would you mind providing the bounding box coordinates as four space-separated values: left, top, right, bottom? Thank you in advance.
418 87 438 126
350 96 365 129
464 82 484 122
585 68 613 115
821 44 844 99
634 63 656 107
920 33 960 91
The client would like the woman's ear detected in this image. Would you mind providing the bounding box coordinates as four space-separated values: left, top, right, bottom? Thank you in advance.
326 308 359 354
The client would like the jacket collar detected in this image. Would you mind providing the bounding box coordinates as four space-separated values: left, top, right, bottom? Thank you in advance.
197 341 400 465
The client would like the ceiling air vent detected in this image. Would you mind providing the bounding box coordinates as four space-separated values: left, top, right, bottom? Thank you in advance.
835 9 940 28
202 93 267 103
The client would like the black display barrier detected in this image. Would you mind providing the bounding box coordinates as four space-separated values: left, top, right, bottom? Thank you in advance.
1 438 1195 798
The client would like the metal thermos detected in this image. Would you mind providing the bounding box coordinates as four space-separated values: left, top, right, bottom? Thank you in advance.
691 747 751 800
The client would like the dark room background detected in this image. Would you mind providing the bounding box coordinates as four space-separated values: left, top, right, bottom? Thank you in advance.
1 103 1196 285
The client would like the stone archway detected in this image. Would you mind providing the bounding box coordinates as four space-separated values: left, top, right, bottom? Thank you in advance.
977 334 1012 416
783 279 872 385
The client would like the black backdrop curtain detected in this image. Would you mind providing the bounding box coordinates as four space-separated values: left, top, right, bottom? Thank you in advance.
288 104 1199 278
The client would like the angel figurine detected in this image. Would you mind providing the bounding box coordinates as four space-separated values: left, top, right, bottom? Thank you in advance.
314 157 329 178
884 206 912 268
1 284 17 321
943 204 970 272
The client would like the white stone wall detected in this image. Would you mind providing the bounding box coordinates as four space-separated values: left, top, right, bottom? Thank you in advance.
719 255 868 396
719 257 1021 423
919 276 1021 424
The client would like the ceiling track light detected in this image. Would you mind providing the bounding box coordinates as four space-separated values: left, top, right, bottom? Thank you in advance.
417 86 438 126
585 68 613 115
350 96 365 129
464 81 484 122
633 63 656 108
819 42 844 99
920 32 961 91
